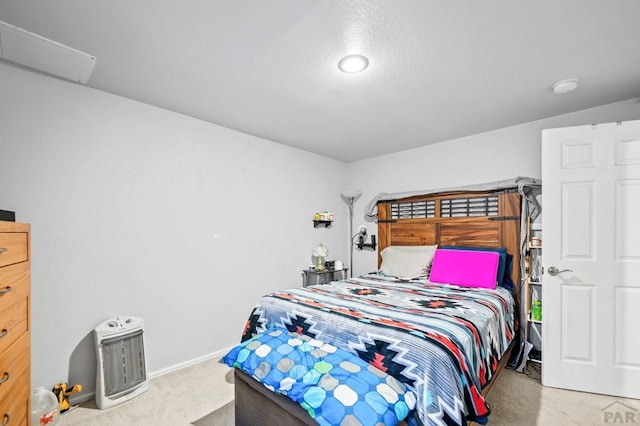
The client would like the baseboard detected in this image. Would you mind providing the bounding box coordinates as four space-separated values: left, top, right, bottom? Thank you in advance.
68 346 234 407
69 390 96 406
149 346 233 379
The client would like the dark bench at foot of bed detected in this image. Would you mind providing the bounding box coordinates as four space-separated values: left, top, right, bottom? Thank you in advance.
234 368 317 426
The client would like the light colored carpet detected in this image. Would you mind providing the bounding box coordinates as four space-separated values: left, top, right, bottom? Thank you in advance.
192 401 234 426
485 363 638 426
58 357 639 425
58 357 234 426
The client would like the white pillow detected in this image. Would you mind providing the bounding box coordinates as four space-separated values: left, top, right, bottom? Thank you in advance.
379 245 438 279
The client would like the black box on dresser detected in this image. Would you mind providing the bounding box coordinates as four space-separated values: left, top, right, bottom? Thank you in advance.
0 210 15 222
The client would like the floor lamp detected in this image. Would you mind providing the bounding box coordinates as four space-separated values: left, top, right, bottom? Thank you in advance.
340 190 362 278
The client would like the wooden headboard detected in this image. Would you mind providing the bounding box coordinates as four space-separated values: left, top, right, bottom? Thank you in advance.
376 189 521 290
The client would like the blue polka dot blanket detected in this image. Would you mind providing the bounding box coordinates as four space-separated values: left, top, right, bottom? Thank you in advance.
222 327 416 425
225 273 515 425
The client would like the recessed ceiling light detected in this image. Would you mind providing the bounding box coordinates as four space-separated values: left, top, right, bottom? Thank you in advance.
552 78 579 95
338 55 369 73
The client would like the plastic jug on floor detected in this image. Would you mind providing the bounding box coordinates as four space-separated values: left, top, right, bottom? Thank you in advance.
31 386 60 426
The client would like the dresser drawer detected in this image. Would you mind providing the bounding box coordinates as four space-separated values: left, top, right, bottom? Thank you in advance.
0 263 29 312
0 369 28 426
0 233 28 268
0 298 28 356
0 333 29 403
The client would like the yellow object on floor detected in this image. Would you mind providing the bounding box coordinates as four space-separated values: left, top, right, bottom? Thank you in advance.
52 383 83 413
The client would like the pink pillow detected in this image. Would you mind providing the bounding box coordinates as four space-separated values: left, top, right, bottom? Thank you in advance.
428 249 500 289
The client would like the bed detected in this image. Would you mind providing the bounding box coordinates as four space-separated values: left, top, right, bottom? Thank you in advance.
227 189 522 426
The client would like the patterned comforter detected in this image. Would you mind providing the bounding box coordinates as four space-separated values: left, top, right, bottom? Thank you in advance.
242 273 515 426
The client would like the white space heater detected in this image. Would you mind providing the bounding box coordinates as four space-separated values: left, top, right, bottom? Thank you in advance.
94 316 150 409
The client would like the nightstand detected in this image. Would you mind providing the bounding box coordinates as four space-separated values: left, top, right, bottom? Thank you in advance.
301 268 348 287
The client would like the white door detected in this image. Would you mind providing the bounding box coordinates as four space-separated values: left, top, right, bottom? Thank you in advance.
542 120 640 398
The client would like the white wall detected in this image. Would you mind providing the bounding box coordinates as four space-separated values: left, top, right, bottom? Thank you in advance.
0 62 348 395
346 98 640 276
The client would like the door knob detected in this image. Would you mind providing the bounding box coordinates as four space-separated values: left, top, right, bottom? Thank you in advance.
547 266 573 276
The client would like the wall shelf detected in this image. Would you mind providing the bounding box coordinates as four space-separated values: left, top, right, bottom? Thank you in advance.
313 220 333 228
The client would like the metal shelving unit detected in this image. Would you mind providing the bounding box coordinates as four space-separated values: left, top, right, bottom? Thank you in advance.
524 216 543 363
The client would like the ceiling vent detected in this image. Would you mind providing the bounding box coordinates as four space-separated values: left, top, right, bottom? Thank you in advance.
0 20 96 84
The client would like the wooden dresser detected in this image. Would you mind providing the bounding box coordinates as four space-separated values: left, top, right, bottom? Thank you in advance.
0 221 31 426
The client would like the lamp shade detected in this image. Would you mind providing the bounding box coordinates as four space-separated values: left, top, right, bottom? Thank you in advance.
313 243 329 258
340 190 362 203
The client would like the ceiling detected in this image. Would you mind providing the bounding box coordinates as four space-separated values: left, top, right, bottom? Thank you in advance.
2 1 640 162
